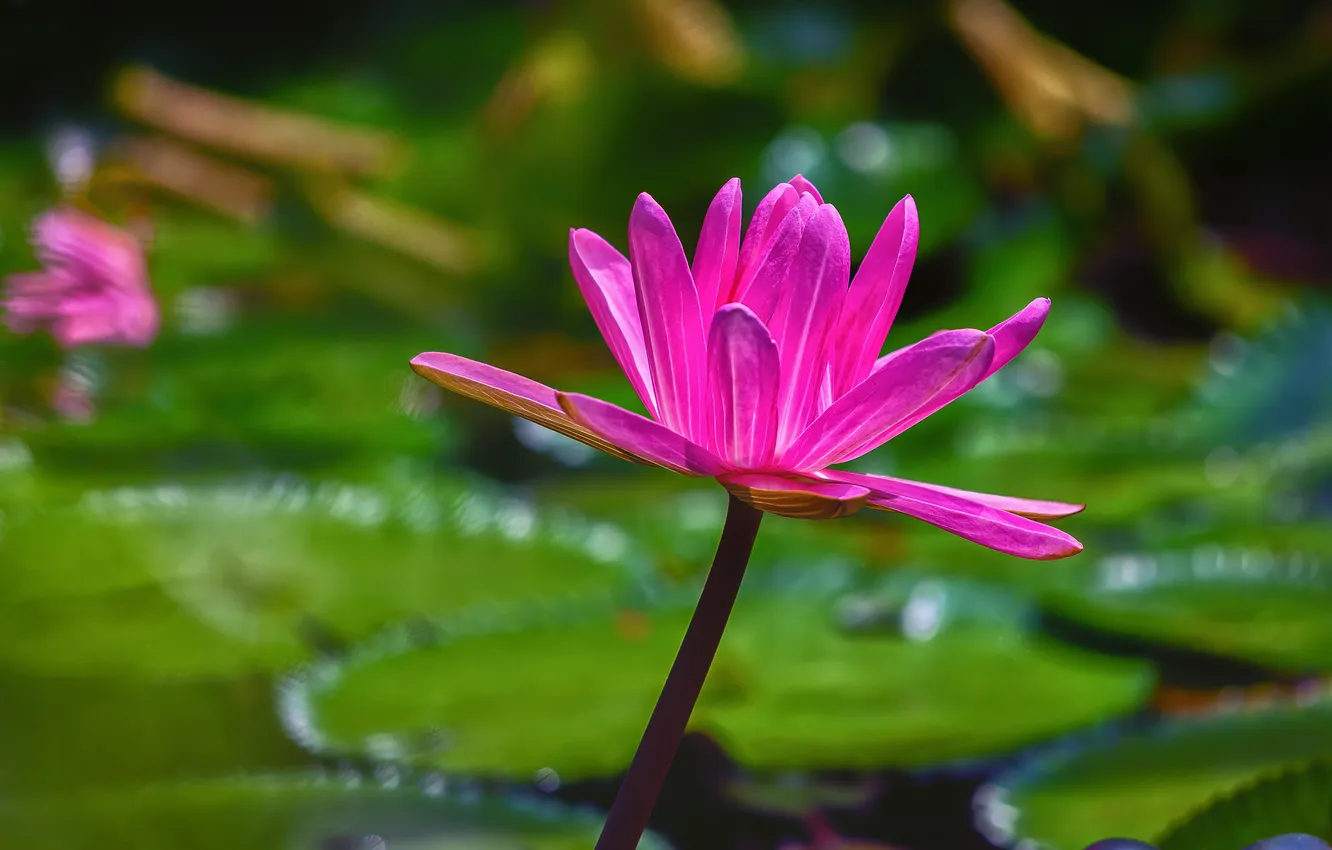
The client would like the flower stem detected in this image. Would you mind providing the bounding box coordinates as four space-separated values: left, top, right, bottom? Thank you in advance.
594 495 764 850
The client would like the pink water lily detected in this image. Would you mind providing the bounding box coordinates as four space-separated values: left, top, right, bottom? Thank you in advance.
411 176 1082 559
3 207 159 349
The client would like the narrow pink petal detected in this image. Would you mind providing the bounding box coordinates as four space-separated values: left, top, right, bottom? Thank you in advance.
780 329 994 471
737 194 817 322
719 472 869 520
787 174 824 203
768 203 851 448
629 193 709 441
817 469 1082 520
822 471 1083 559
708 303 780 468
409 352 649 467
832 196 919 394
864 298 1052 441
908 481 1084 519
816 364 834 415
569 228 658 417
729 183 799 303
558 391 726 477
983 297 1050 381
692 178 743 322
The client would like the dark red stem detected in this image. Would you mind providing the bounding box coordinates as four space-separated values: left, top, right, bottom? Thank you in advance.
593 494 764 850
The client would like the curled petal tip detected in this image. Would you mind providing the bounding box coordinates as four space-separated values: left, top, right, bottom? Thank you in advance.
788 174 824 204
630 193 674 229
894 196 920 231
1048 536 1085 560
633 192 665 212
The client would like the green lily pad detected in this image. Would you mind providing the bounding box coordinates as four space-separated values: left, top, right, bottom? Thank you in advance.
1157 760 1332 850
0 774 670 850
533 473 879 583
279 572 1151 778
0 471 648 677
18 323 455 471
979 700 1332 850
0 668 307 795
1043 547 1332 672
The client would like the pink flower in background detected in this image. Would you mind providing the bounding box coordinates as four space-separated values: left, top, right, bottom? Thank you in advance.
3 207 159 349
412 175 1084 559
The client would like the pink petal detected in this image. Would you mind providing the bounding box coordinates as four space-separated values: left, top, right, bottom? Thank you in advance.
768 203 850 448
832 196 919 395
33 208 147 294
737 194 817 322
719 472 869 520
866 298 1052 440
780 329 994 471
3 273 61 331
410 352 647 467
5 271 72 298
821 470 1083 559
629 193 709 441
54 308 122 349
50 287 159 349
692 178 743 320
818 469 1082 520
983 297 1051 381
907 481 1083 519
816 364 834 414
729 183 799 303
787 174 824 204
115 291 160 347
569 228 658 417
558 391 726 477
708 303 780 468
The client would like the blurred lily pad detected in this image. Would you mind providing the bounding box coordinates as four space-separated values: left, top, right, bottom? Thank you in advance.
533 472 881 583
979 701 1332 850
17 323 454 472
1043 547 1332 672
280 572 1151 778
1189 302 1332 447
0 669 306 795
0 471 647 677
0 774 670 850
1156 760 1332 850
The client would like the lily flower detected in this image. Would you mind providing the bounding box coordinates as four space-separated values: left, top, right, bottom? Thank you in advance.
3 207 159 349
412 176 1082 559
